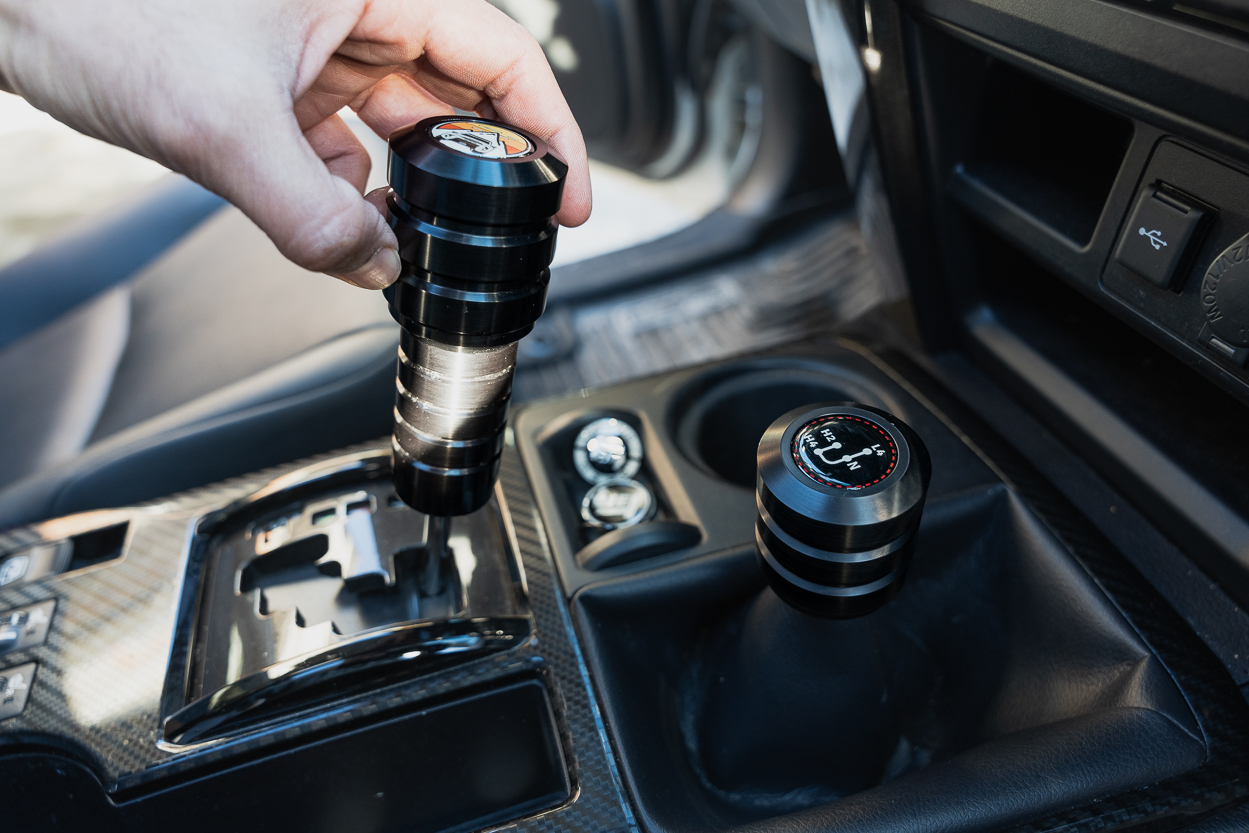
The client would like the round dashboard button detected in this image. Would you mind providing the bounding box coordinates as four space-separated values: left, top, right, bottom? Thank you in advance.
1202 232 1249 348
580 478 655 530
573 418 643 483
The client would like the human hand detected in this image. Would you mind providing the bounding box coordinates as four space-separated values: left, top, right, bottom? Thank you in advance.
0 0 590 289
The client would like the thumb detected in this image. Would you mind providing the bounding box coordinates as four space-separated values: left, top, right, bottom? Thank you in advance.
201 111 400 289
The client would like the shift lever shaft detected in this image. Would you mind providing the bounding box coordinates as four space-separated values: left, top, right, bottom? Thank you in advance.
422 515 451 596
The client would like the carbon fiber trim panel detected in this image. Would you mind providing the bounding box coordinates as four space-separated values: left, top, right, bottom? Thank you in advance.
496 443 638 833
0 439 636 833
0 514 191 777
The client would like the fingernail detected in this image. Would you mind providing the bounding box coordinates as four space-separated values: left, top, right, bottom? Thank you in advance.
338 247 400 290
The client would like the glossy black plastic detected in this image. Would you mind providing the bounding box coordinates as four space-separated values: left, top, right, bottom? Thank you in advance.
575 520 703 571
187 451 528 728
166 616 530 745
4 680 570 833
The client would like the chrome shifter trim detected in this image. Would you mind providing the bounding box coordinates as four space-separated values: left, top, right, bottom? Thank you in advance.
161 615 532 747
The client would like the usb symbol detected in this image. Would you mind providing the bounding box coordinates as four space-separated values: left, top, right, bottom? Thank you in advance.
1139 227 1168 251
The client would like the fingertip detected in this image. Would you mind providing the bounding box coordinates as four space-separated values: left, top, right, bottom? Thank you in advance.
563 153 593 228
332 246 401 290
557 176 592 227
557 204 590 228
364 186 392 217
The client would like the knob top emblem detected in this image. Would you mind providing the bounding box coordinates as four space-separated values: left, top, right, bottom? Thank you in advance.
429 118 536 160
791 414 898 489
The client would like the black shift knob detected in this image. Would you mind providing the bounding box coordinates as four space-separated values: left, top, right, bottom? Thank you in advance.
384 117 566 516
755 403 930 618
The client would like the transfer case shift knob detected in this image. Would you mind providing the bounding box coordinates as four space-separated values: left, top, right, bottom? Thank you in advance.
755 403 931 618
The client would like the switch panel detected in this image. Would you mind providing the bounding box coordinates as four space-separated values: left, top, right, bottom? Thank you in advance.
0 600 55 657
0 662 35 721
1114 185 1207 289
0 541 71 588
1101 141 1249 400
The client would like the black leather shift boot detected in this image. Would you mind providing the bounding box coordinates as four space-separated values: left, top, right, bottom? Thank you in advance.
688 595 901 803
576 484 1205 833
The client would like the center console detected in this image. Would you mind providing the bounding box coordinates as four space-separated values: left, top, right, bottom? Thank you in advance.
0 337 1245 833
0 449 618 833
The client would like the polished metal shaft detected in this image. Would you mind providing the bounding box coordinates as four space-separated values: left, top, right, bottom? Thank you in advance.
391 331 518 515
422 514 452 596
395 336 517 452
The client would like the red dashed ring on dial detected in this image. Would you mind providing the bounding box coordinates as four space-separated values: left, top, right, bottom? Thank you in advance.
790 414 899 489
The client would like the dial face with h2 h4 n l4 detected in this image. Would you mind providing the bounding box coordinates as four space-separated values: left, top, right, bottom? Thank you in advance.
791 414 898 489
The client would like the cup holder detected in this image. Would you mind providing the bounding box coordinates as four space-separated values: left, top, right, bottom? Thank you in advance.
672 361 895 488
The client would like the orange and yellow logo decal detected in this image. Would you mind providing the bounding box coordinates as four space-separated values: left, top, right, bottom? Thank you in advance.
430 119 534 159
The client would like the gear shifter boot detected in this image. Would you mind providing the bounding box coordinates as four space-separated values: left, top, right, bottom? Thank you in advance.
688 591 908 803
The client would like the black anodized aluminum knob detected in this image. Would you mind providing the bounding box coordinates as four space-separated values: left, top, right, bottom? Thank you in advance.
384 117 566 517
755 403 930 618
